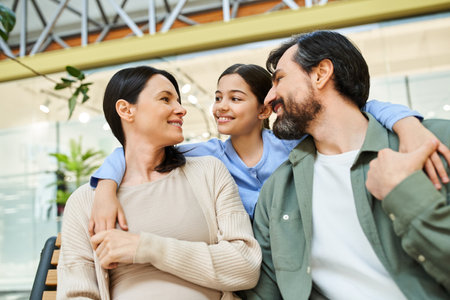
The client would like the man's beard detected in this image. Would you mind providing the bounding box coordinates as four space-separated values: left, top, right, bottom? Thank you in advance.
272 92 322 140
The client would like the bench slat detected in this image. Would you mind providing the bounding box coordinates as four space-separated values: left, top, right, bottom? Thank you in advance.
46 269 57 286
51 250 60 266
43 290 56 300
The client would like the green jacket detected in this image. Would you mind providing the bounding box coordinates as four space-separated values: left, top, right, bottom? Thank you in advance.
243 114 450 300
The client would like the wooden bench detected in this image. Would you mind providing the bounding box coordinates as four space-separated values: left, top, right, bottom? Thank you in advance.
30 233 60 300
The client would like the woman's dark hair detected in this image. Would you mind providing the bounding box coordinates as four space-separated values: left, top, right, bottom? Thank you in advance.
218 63 272 129
266 30 370 109
103 66 185 172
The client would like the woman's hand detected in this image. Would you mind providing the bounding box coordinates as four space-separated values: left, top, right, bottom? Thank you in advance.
88 179 128 236
393 117 450 189
90 229 140 269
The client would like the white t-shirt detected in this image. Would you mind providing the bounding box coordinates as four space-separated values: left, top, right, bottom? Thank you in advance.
311 150 406 300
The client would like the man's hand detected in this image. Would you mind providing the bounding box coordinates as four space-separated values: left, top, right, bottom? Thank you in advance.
90 229 140 269
366 139 439 200
88 179 128 236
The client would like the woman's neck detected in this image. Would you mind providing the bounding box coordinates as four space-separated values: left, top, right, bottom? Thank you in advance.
230 126 264 168
122 140 168 186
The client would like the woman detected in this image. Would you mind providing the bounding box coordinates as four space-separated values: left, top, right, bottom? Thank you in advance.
57 66 261 299
89 63 448 231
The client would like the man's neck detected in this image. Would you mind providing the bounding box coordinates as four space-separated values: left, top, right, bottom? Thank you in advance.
309 101 368 155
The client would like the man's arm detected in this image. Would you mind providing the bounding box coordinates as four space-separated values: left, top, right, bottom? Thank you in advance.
366 139 450 291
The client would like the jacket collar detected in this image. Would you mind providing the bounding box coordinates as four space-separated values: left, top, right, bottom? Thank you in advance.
288 113 389 165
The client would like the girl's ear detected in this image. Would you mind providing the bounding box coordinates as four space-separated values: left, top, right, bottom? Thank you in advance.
116 99 135 123
258 104 273 120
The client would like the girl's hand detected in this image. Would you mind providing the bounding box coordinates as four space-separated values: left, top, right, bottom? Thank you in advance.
394 117 450 189
88 179 128 236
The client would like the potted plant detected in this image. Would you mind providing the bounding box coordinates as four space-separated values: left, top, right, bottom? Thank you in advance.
49 137 104 215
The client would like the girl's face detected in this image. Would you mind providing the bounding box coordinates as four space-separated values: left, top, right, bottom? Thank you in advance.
132 74 186 147
213 74 264 136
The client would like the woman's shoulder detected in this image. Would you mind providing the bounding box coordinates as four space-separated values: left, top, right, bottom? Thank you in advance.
64 183 95 212
184 155 225 168
183 156 230 177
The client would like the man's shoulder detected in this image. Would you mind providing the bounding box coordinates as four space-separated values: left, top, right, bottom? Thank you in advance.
259 159 294 202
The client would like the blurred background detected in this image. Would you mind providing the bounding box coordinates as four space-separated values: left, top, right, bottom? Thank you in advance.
0 0 449 298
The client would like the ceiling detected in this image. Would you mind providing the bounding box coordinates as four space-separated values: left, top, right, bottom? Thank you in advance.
1 9 449 139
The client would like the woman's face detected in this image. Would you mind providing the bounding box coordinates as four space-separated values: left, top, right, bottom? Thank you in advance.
132 74 186 147
213 74 263 136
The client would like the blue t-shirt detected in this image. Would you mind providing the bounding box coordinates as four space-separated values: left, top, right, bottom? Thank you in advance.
91 100 422 218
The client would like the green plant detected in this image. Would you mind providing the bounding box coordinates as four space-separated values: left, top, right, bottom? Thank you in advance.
0 3 92 119
49 137 104 206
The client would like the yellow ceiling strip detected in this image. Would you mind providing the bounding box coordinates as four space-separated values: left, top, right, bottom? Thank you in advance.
1 0 450 82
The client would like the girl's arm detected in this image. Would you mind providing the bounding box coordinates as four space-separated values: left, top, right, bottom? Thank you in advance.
365 100 449 188
89 148 126 235
88 140 226 235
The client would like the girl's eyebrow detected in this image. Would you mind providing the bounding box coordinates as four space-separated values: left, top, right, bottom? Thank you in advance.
215 89 247 95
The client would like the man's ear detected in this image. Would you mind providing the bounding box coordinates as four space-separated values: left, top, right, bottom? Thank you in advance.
258 104 273 120
116 99 135 122
313 59 334 90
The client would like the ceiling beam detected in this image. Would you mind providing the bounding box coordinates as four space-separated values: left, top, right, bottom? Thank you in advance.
1 0 450 82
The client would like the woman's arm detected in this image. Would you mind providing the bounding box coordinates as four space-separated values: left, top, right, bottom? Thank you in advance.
91 158 262 291
57 185 103 299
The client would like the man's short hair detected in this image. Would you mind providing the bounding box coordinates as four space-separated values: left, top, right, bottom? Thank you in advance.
266 30 370 108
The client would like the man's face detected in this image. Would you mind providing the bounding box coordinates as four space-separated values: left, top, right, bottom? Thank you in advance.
265 45 322 140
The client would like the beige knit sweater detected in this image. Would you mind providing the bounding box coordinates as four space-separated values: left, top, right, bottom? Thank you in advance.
57 156 261 300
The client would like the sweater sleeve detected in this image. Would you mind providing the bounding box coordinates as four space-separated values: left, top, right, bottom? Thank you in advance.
57 185 103 300
133 158 262 292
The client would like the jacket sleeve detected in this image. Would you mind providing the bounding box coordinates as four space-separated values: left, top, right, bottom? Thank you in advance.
241 185 283 300
382 170 450 292
57 185 102 299
133 158 262 292
363 99 423 131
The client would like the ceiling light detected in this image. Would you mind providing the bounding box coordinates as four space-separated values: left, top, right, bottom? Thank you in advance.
39 104 50 113
188 95 198 104
181 84 191 94
443 104 450 111
426 111 435 118
102 122 110 131
79 112 90 123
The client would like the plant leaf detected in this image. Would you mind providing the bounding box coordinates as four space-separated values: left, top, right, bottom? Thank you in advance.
55 82 70 90
66 66 81 78
0 4 16 41
0 30 7 42
61 77 76 84
82 93 89 103
68 94 77 119
49 153 69 164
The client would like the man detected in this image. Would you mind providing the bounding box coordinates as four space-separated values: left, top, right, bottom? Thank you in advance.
243 31 450 299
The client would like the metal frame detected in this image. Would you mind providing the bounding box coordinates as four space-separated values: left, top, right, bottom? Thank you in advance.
1 0 450 82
